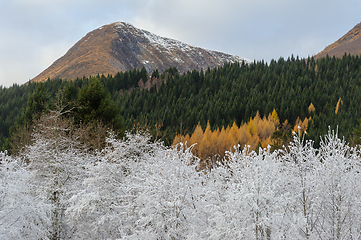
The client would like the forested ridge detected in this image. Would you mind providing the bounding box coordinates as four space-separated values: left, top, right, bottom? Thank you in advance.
3 55 361 239
119 54 361 147
1 54 361 150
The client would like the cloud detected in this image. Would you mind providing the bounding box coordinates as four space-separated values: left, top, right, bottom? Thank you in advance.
0 0 360 86
129 0 360 61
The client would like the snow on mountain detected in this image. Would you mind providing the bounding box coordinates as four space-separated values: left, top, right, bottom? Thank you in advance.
32 22 249 82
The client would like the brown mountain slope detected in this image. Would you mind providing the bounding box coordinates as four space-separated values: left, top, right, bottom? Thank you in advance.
32 22 248 82
315 22 361 59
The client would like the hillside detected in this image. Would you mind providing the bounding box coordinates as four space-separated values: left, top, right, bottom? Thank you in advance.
113 56 361 146
315 22 361 59
31 22 248 82
3 54 361 150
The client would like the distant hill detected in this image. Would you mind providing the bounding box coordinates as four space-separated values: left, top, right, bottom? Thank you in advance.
31 22 249 82
315 22 361 59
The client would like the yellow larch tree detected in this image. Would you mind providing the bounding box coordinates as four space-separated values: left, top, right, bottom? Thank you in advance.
238 124 251 149
215 126 227 156
335 97 343 114
228 122 240 152
308 103 316 114
247 117 257 136
172 134 182 146
270 109 280 129
257 115 276 141
210 128 221 156
181 134 191 146
293 117 309 133
199 122 213 159
189 124 204 157
217 126 231 155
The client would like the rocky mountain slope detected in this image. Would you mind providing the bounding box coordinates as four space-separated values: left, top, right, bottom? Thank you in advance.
315 22 361 59
32 22 248 82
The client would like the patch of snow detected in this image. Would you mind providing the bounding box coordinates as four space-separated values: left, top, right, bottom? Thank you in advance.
172 57 183 63
141 30 192 52
113 22 252 64
113 22 192 52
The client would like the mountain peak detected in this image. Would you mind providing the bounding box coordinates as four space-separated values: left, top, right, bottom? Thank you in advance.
31 22 248 83
315 22 361 59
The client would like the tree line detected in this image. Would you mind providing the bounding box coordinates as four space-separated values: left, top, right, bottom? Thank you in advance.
1 54 361 151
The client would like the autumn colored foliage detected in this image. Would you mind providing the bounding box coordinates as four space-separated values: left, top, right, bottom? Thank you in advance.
173 110 310 163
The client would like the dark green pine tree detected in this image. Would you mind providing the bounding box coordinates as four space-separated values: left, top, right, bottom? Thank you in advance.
22 82 49 125
76 77 123 134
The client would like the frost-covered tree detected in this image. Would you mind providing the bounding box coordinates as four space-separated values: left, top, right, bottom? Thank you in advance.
23 108 92 239
281 131 321 239
201 128 361 240
66 132 204 239
315 129 361 239
0 152 50 239
280 129 361 239
203 145 286 239
66 132 154 239
3 122 361 239
133 141 204 239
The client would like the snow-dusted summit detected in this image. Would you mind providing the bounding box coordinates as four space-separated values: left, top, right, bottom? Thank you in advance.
32 22 249 82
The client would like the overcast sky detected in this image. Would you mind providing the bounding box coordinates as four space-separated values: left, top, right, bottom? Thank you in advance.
0 0 360 87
